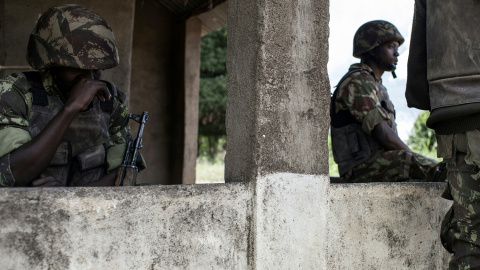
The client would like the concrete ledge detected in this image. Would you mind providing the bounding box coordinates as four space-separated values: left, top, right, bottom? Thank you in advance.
0 179 451 269
327 182 451 269
0 183 252 270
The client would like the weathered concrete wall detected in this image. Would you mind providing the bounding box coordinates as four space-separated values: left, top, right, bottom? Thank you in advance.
0 183 252 270
250 175 451 269
327 182 451 269
226 0 331 182
0 180 451 269
0 0 135 95
253 174 329 269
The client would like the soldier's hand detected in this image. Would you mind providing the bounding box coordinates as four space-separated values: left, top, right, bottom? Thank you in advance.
65 76 111 112
31 174 65 187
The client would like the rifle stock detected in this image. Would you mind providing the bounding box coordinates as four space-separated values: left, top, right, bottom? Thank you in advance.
114 165 138 186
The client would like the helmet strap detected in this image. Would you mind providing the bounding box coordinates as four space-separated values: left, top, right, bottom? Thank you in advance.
370 51 397 79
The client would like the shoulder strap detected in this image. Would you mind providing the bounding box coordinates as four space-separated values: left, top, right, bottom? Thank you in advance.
23 71 48 106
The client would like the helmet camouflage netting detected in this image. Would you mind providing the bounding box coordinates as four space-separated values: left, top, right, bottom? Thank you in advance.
353 20 404 58
27 4 119 70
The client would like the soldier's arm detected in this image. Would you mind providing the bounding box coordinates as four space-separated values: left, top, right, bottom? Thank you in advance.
372 121 412 152
10 77 111 186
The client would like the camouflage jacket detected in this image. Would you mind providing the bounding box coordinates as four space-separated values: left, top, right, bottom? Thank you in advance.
0 70 131 186
331 63 397 175
406 0 480 134
333 63 396 134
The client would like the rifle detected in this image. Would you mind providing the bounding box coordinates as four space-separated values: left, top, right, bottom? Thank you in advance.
432 162 447 182
114 111 148 186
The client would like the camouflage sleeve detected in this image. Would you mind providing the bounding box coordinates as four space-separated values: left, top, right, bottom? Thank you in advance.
106 87 147 173
335 71 390 135
0 75 33 186
106 88 129 173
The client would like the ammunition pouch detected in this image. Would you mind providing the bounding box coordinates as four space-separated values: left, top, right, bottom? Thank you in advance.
331 122 383 176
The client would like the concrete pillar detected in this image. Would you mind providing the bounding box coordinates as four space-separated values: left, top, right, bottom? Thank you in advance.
183 17 201 184
226 0 331 268
171 17 202 185
226 0 331 182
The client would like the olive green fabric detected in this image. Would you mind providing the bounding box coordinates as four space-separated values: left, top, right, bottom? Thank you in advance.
438 131 480 269
406 0 480 134
333 63 394 134
344 149 437 183
0 128 31 158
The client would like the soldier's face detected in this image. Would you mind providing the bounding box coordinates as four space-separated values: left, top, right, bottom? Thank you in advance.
376 41 400 71
52 67 103 94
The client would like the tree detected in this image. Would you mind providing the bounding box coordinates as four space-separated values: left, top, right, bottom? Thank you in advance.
407 111 438 160
198 26 227 161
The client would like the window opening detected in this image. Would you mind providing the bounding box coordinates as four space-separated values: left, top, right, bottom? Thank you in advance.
196 25 227 184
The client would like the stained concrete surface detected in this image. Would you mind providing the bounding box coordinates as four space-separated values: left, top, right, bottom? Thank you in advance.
327 182 451 269
0 183 252 270
253 174 329 269
0 177 451 269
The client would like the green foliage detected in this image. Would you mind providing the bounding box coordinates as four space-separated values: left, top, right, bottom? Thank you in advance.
328 134 339 176
199 26 227 161
408 111 439 160
200 26 227 77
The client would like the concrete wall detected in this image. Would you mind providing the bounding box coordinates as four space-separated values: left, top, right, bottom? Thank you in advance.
0 180 451 269
0 183 252 269
327 182 451 269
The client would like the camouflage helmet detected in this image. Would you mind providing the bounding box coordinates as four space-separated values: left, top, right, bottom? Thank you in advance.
27 4 119 70
353 20 404 58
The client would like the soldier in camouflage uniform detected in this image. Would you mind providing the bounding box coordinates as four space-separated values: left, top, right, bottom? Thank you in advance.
331 20 438 183
0 4 145 187
406 0 480 268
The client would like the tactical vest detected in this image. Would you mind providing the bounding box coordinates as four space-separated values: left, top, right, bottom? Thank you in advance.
330 68 396 176
23 72 115 186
